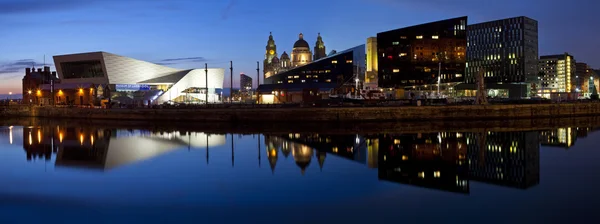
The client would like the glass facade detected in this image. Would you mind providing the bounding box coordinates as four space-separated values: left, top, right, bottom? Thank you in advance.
466 17 539 85
240 74 253 91
377 17 467 88
61 60 105 79
263 45 365 90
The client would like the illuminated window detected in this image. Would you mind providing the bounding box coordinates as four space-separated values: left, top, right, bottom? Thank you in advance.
455 74 463 78
400 36 407 39
293 75 299 79
277 81 283 84
288 80 293 83
432 35 439 39
287 76 293 78
393 69 400 73
416 35 423 39
332 60 338 64
399 53 407 57
325 70 330 73
346 60 353 63
325 79 332 83
301 80 306 83
306 75 311 78
392 41 399 45
314 75 319 78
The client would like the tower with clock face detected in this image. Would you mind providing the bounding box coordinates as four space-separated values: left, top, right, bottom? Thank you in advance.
264 32 279 79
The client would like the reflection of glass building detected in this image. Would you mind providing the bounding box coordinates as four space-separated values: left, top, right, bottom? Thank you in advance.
258 45 366 104
466 131 540 189
377 133 470 193
51 52 225 105
20 125 225 171
462 16 538 98
377 17 467 98
540 128 577 149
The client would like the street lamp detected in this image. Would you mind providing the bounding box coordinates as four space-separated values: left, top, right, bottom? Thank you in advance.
27 90 32 104
355 78 360 99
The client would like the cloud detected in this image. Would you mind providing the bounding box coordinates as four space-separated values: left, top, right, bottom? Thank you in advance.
161 57 207 63
221 0 238 20
0 59 51 74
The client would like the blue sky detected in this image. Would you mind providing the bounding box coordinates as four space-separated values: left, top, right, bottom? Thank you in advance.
0 0 598 94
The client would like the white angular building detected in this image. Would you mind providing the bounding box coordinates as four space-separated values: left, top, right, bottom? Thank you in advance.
52 52 224 105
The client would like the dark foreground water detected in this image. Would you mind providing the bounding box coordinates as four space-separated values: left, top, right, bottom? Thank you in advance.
0 122 599 223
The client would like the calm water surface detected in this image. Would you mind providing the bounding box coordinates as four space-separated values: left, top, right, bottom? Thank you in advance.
0 123 599 223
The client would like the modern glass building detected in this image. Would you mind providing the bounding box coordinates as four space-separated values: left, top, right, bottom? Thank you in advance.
257 45 365 104
240 73 253 92
377 17 467 98
51 52 225 106
464 16 538 98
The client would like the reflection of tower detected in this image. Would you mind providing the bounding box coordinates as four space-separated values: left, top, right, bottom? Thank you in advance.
291 33 313 67
316 151 326 171
313 33 326 61
267 147 278 173
281 141 291 158
367 137 379 168
467 131 540 189
292 145 313 175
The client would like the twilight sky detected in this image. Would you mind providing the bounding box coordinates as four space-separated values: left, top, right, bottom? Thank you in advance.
0 0 598 94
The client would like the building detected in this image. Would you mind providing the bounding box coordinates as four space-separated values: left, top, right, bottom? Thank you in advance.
464 16 539 98
377 17 467 99
575 63 599 97
240 73 253 92
263 32 327 79
22 66 59 105
365 37 378 89
539 128 577 149
539 53 576 97
257 45 365 104
48 52 224 106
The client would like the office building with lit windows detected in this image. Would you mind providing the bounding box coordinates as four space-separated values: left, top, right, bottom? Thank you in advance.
539 128 577 149
377 17 467 98
539 53 576 96
463 16 539 98
575 63 599 97
240 73 253 92
257 45 365 104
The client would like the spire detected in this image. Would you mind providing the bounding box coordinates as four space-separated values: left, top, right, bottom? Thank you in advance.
299 33 304 39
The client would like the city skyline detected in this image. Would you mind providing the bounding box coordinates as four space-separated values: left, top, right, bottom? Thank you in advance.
0 0 598 94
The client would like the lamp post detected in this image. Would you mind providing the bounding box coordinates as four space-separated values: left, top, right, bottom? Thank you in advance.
355 78 359 99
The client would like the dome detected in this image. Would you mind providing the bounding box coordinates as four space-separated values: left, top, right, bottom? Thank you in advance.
281 51 290 60
293 33 309 48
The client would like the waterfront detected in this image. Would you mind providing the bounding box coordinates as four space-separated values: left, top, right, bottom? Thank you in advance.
0 119 599 223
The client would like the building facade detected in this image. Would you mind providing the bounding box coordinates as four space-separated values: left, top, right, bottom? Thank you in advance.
377 17 467 98
538 53 576 95
263 32 327 79
465 16 539 98
22 66 58 105
258 45 365 104
52 52 224 106
240 73 253 92
575 63 599 97
365 37 378 88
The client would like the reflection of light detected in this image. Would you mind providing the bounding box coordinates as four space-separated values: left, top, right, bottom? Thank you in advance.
394 139 401 144
355 135 360 144
80 134 84 145
402 155 408 161
37 129 41 144
59 132 64 143
418 172 425 179
332 147 338 153
91 135 94 145
269 149 277 157
434 171 441 178
28 131 32 146
8 126 13 145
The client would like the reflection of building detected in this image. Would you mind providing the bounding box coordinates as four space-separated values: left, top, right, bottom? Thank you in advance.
539 53 576 95
258 45 366 104
377 17 467 98
540 128 577 149
21 125 225 171
377 133 470 193
293 144 313 175
466 131 540 189
50 52 225 106
464 16 539 98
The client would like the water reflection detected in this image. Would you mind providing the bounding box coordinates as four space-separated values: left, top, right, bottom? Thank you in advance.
0 124 598 194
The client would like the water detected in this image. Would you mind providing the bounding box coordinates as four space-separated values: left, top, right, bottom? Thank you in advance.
0 120 599 223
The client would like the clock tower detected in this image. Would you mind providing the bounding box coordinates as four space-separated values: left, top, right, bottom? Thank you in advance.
264 32 279 79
